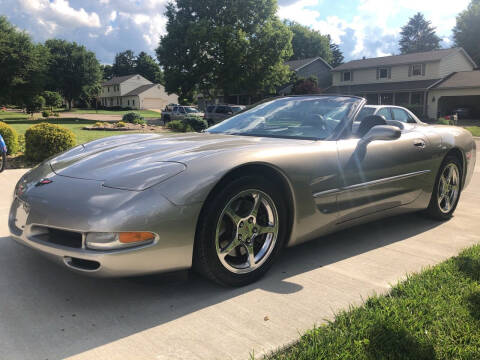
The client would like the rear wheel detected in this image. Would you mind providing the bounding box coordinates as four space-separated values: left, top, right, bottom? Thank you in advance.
424 155 462 220
194 175 287 286
0 151 5 172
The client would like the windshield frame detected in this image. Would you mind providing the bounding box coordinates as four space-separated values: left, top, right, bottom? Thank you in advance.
206 95 365 141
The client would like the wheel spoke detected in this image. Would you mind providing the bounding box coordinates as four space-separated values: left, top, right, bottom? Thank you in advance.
225 208 242 226
444 196 451 212
220 238 240 257
249 192 262 218
445 166 453 182
246 244 256 268
256 224 276 235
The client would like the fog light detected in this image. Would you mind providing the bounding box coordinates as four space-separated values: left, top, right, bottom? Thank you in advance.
86 232 155 250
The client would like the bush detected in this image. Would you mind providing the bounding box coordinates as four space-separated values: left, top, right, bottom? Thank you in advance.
122 112 145 125
94 122 104 127
167 120 193 132
0 121 19 154
438 117 453 125
42 91 63 109
183 116 208 132
42 110 53 118
25 122 76 162
26 95 46 115
52 112 60 117
116 121 126 128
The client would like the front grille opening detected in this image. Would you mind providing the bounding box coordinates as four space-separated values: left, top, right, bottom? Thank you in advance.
31 227 83 248
66 257 100 271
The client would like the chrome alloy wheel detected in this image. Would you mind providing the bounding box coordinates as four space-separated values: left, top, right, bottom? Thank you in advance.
215 190 279 274
437 163 460 214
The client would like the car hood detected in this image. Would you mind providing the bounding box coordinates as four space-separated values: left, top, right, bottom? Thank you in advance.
49 133 290 190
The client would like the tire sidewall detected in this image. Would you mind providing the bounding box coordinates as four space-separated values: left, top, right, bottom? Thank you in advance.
0 152 5 172
195 175 288 286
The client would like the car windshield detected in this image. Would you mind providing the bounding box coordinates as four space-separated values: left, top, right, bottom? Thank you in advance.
206 96 361 140
185 107 199 113
231 106 243 112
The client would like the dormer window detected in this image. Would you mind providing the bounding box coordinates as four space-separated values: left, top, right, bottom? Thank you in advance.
342 71 352 82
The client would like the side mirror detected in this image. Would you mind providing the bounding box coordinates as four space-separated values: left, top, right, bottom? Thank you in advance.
360 125 401 145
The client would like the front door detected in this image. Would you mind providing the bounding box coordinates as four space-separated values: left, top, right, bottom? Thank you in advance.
335 127 431 223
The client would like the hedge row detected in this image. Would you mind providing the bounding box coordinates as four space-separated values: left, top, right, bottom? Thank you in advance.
0 121 76 162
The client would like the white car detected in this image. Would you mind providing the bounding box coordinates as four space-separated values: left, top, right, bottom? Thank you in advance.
358 105 420 123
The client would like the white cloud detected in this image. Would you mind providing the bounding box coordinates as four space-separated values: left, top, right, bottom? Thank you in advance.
19 0 101 28
109 10 117 22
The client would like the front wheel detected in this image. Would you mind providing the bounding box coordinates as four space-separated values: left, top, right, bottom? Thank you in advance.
424 155 462 220
193 175 288 286
0 151 5 172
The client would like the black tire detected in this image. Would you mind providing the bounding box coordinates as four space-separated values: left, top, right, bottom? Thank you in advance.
193 175 288 286
424 154 462 221
0 151 5 173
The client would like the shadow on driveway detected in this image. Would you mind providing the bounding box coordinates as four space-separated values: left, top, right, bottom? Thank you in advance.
0 212 442 359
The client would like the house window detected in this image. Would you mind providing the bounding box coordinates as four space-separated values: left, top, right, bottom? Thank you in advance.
342 71 352 82
132 100 135 106
108 87 110 93
127 100 130 106
411 64 423 76
377 67 390 79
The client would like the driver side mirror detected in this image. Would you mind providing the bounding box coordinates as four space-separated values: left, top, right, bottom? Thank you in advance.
360 125 401 145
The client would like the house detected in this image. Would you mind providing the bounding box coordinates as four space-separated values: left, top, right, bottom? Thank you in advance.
278 57 333 95
99 74 178 110
197 56 332 109
326 48 478 119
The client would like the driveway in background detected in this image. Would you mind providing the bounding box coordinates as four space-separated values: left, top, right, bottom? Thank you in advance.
0 143 478 360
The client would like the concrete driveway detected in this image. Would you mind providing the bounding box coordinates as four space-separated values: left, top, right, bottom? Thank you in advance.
0 146 479 360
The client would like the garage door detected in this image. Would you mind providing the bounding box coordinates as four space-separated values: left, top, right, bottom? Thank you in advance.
143 98 166 109
438 95 480 118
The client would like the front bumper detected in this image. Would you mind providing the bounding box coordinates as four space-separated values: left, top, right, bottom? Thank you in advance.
9 174 203 277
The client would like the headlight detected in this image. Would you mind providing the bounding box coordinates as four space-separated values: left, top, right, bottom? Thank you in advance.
86 232 156 250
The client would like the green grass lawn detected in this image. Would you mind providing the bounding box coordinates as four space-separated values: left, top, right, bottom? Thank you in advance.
264 244 480 360
465 126 480 137
1 115 165 145
66 108 162 118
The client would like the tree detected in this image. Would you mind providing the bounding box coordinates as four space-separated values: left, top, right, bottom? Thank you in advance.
135 51 164 83
112 50 136 76
0 16 48 105
156 0 293 102
291 76 321 94
399 13 441 54
42 91 63 110
26 95 45 116
286 20 332 63
100 64 114 80
454 0 480 66
329 39 344 68
45 39 102 109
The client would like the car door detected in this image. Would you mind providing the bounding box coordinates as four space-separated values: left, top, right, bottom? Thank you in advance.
335 124 431 223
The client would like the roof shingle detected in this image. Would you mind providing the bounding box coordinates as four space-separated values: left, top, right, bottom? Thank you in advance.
333 48 459 71
102 74 138 86
326 79 441 94
433 70 480 89
285 57 326 71
123 84 159 96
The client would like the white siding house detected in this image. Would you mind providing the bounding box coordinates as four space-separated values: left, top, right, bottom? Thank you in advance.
327 48 478 119
99 74 178 110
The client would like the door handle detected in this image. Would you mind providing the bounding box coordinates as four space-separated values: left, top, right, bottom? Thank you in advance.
413 139 426 149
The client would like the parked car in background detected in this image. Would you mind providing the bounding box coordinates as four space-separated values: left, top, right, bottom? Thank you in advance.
162 105 204 123
205 104 245 124
452 107 472 119
357 105 420 124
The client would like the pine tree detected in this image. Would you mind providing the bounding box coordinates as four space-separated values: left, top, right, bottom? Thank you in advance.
399 13 441 54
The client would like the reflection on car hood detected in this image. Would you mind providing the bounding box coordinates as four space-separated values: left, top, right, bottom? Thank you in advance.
49 133 284 181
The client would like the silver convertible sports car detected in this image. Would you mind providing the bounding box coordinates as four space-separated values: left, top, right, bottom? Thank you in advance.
9 95 476 286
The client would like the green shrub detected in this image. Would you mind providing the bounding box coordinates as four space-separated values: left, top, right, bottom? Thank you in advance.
0 121 19 154
25 122 76 162
122 112 145 125
52 112 60 117
42 91 63 109
42 110 53 118
116 121 126 128
438 117 453 125
94 122 104 127
183 115 208 132
167 120 193 132
26 95 46 115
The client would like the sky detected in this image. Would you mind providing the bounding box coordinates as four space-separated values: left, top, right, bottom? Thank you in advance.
0 0 471 64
